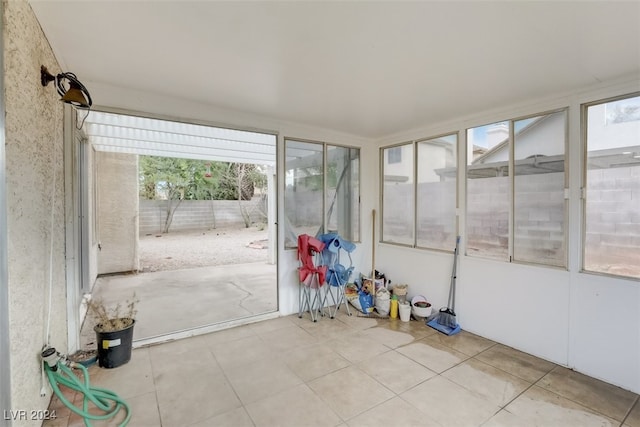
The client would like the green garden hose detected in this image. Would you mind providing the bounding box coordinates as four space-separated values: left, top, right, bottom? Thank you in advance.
43 349 131 427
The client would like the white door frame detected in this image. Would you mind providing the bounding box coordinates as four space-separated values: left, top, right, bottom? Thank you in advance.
63 107 88 353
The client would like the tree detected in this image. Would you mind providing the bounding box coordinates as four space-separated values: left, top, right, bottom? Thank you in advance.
139 156 207 232
215 163 261 201
139 156 267 232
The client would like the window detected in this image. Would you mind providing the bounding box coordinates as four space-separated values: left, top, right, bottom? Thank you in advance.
382 143 414 245
382 135 458 250
513 112 567 267
466 110 567 267
284 139 360 248
584 94 640 279
466 121 510 260
416 134 458 250
326 145 360 242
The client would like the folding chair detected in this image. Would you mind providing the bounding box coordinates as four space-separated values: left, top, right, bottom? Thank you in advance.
318 233 355 318
297 234 327 322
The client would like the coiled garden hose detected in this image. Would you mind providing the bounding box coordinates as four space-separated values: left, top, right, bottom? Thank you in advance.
42 348 131 427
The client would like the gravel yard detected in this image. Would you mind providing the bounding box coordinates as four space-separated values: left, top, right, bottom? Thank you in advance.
139 226 269 272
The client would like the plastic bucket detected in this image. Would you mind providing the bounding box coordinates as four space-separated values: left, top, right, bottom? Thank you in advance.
399 302 411 322
411 295 432 318
94 319 135 369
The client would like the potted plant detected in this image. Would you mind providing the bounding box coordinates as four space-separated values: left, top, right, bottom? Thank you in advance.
87 295 138 369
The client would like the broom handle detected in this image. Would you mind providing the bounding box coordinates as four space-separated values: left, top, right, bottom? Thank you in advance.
371 209 376 296
448 236 460 309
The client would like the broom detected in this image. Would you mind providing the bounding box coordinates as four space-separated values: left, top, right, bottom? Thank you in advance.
436 236 460 329
371 209 376 297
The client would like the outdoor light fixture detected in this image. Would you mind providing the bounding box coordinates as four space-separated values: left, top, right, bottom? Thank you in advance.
40 65 93 109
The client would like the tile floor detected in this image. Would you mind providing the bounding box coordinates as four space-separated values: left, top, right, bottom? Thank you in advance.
45 311 640 427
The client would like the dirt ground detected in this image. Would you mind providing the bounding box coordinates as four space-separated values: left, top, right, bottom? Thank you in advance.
139 226 269 272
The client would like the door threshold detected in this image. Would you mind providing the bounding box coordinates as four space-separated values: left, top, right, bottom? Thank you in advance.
132 311 281 348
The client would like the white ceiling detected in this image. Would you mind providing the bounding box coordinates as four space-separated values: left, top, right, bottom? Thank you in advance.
31 1 640 139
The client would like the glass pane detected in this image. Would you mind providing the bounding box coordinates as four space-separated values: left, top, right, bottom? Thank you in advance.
284 139 323 248
584 95 640 279
513 111 566 266
382 143 414 245
326 146 360 242
466 122 509 260
416 134 457 250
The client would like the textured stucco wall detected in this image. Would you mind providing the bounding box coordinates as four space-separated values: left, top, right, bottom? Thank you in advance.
96 151 139 274
3 1 68 424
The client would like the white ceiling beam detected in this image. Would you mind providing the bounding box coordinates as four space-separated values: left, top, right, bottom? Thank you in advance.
93 144 275 166
85 111 276 145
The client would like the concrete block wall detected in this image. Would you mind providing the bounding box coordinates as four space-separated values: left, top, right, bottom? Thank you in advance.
386 174 566 262
383 165 639 274
415 180 457 248
585 166 640 274
382 182 414 240
283 188 323 228
513 172 565 265
466 176 510 258
139 198 266 235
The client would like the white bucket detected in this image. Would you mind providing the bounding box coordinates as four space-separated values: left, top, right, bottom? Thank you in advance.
399 301 411 322
411 295 432 318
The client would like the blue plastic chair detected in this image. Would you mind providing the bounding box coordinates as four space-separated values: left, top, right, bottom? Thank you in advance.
318 233 355 318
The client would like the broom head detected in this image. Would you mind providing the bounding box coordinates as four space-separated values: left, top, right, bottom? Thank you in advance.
437 307 457 328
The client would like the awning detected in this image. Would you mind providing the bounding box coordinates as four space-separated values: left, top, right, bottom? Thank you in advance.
81 111 277 166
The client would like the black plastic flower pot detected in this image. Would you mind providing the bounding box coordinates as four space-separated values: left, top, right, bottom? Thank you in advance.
94 319 135 369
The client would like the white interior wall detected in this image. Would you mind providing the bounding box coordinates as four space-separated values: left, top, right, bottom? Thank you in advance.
376 74 640 394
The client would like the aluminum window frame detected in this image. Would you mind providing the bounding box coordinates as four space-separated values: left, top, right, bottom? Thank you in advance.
284 137 361 248
464 107 569 268
581 92 640 281
414 132 460 252
78 106 281 347
325 144 361 242
380 132 460 252
380 141 415 248
512 108 569 268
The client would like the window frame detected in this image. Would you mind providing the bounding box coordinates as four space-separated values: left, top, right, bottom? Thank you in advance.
581 92 640 281
464 108 569 268
284 137 361 249
380 141 415 247
414 133 459 252
380 132 459 253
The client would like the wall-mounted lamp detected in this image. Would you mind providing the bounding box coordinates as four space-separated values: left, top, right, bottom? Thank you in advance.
41 65 92 109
